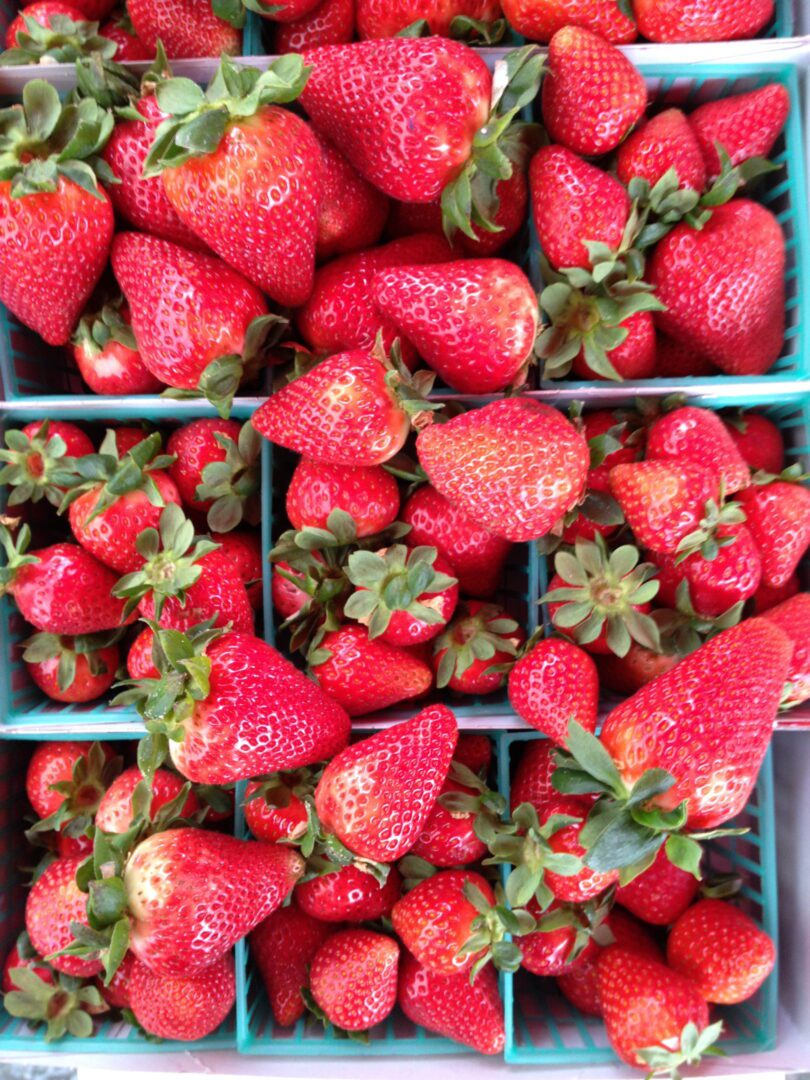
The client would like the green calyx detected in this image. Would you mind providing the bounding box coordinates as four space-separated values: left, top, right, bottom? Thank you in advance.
442 45 545 241
22 629 123 694
0 419 83 508
73 54 142 111
0 13 115 66
434 603 521 689
674 492 746 563
439 759 506 826
195 420 262 533
751 462 810 486
25 739 122 844
142 53 311 178
4 965 107 1041
533 887 616 969
652 580 744 658
458 879 535 980
397 14 506 43
58 430 176 522
373 336 444 428
244 766 321 842
72 295 138 360
542 534 661 657
112 502 220 620
343 544 457 639
636 1019 725 1079
0 521 39 591
0 80 115 199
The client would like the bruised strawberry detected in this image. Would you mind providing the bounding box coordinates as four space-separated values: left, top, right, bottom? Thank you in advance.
752 573 800 614
251 904 333 1027
296 864 402 923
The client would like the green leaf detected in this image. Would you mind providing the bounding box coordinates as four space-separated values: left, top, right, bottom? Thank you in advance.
665 833 704 880
565 720 624 792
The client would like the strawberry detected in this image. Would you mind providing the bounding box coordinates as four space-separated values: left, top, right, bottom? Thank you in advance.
401 484 512 597
167 420 260 533
0 419 91 509
126 627 159 680
724 411 785 476
357 0 503 38
738 474 810 588
510 739 558 814
272 557 322 621
296 233 454 367
117 626 351 784
308 929 399 1032
5 1 88 47
72 298 162 396
308 624 433 716
23 631 119 703
654 333 717 377
530 147 630 271
540 796 619 902
398 951 505 1054
287 459 400 538
541 26 646 156
568 311 657 382
617 108 707 193
26 856 102 977
632 0 774 41
274 0 354 51
2 3 113 61
762 593 810 707
314 133 389 261
251 904 333 1026
314 705 457 862
615 844 699 925
25 741 114 828
649 200 785 376
372 259 539 394
112 233 277 417
108 428 152 459
296 864 403 922
243 768 316 843
67 0 116 16
97 949 136 1009
689 83 789 182
410 763 504 866
520 896 609 978
144 56 322 308
212 530 263 608
583 410 644 493
454 733 492 775
127 0 240 57
0 83 114 346
667 899 775 1004
609 460 721 554
128 953 235 1040
0 526 131 634
433 600 525 694
417 398 590 542
504 0 637 40
753 573 800 614
95 765 199 834
508 638 599 744
99 11 151 60
2 938 54 994
647 406 751 495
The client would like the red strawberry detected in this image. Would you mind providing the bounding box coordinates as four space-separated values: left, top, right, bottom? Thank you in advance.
510 739 558 814
314 133 389 261
212 530 263 608
4 952 107 1040
649 200 785 376
583 410 644 493
762 593 810 707
0 419 91 508
272 557 320 621
253 0 322 19
690 83 789 181
99 11 151 59
23 632 119 704
287 459 400 538
372 259 538 394
633 0 773 42
2 940 54 994
609 460 721 554
127 627 159 680
95 765 199 834
108 427 152 459
296 233 453 367
127 0 240 57
275 0 354 51
654 334 717 377
569 311 657 382
296 864 403 922
667 899 775 1004
72 299 162 396
454 733 492 775
753 572 800 614
647 406 751 494
25 740 113 825
251 904 333 1026
542 796 619 902
434 600 525 694
530 146 629 273
97 949 136 1009
3 2 112 61
243 770 313 843
398 951 505 1054
410 767 501 866
738 477 810 588
724 411 784 476
541 26 646 156
70 0 123 17
501 0 635 41
26 856 101 977
5 1 88 47
417 398 590 542
617 108 707 193
314 704 458 862
616 844 699 925
600 618 791 829
357 0 502 37
509 638 599 744
309 929 399 1032
128 953 235 1040
167 419 260 532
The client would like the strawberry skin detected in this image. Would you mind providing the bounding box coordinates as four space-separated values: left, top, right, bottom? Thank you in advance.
26 856 102 978
634 0 774 44
417 398 590 542
410 776 488 866
99 14 151 59
166 418 242 514
296 864 403 922
654 334 717 377
509 638 599 745
314 133 389 260
520 898 598 978
600 618 791 829
689 83 789 182
583 410 644 493
315 704 458 862
454 733 492 775
357 0 502 37
738 481 810 589
617 108 707 192
667 899 775 1005
609 460 721 554
650 523 762 618
309 929 399 1031
6 2 89 46
127 0 240 57
95 766 199 833
500 0 636 42
127 627 159 680
128 953 235 1041
646 406 751 495
724 411 784 476
275 0 354 51
649 200 785 376
615 844 698 926
73 301 161 396
2 944 54 995
287 459 400 537
753 573 800 614
251 904 333 1026
510 739 558 814
762 593 810 706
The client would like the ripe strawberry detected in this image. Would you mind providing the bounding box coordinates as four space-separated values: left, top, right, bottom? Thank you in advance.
359 0 503 37
616 844 699 925
689 84 789 181
3 2 113 61
372 259 538 394
520 896 607 978
502 0 635 41
167 419 260 532
0 419 91 509
647 406 751 494
145 56 322 307
26 856 101 977
417 398 590 542
738 476 810 588
23 632 119 703
243 769 313 843
583 410 644 493
25 741 114 826
0 85 114 346
633 0 773 42
654 334 717 377
510 739 558 814
287 459 400 538
667 899 775 1004
127 0 240 57
95 765 199 833
568 310 657 382
600 618 791 829
530 146 630 272
296 864 403 922
275 0 354 51
314 133 389 261
398 951 505 1054
212 530 263 608
296 233 453 367
542 26 646 156
541 796 619 902
455 733 493 775
762 593 810 707
96 949 136 1009
128 953 235 1040
251 904 333 1026
401 484 512 598
126 627 159 680
410 765 502 866
309 929 399 1032
4 955 107 1041
649 200 785 376
272 557 321 621
72 298 162 396
724 411 784 476
617 108 707 193
509 638 599 744
753 572 800 614
434 600 525 694
609 460 721 554
315 704 457 862
68 0 116 17
108 427 152 459
99 11 151 60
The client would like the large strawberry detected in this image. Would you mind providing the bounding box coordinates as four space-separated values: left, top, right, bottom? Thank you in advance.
128 953 235 1040
26 856 101 978
762 593 810 707
0 419 91 509
314 132 389 261
609 460 721 554
143 55 322 307
617 108 707 192
287 459 400 538
508 637 599 744
633 0 774 43
416 398 590 542
296 864 402 923
127 0 240 57
738 472 810 588
275 0 354 51
308 929 399 1032
72 298 162 396
0 82 114 345
356 0 503 38
250 904 333 1027
689 83 789 181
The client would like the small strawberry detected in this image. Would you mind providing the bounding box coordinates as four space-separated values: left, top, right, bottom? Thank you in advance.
617 108 707 193
212 530 263 608
23 631 120 703
0 419 91 508
287 459 400 538
308 929 399 1033
410 761 505 866
540 797 619 903
501 0 635 41
243 769 314 843
25 741 115 830
455 734 492 775
72 298 162 396
633 0 773 42
568 311 657 383
508 637 599 744
615 844 699 925
510 739 558 814
647 406 751 495
667 899 775 1004
520 894 609 978
738 470 810 588
724 410 785 476
582 410 644 493
251 904 333 1027
167 419 260 533
128 953 235 1041
296 864 403 923
541 26 646 156
2 936 53 994
434 600 525 694
99 10 151 59
127 0 240 57
609 460 721 554
690 83 789 181
95 765 199 833
274 0 354 51
4 1 88 47
26 856 102 978
126 627 159 680
762 593 810 707
314 132 389 261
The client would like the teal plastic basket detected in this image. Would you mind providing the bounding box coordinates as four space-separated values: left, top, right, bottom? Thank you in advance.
498 731 779 1066
0 401 271 729
0 734 237 1052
